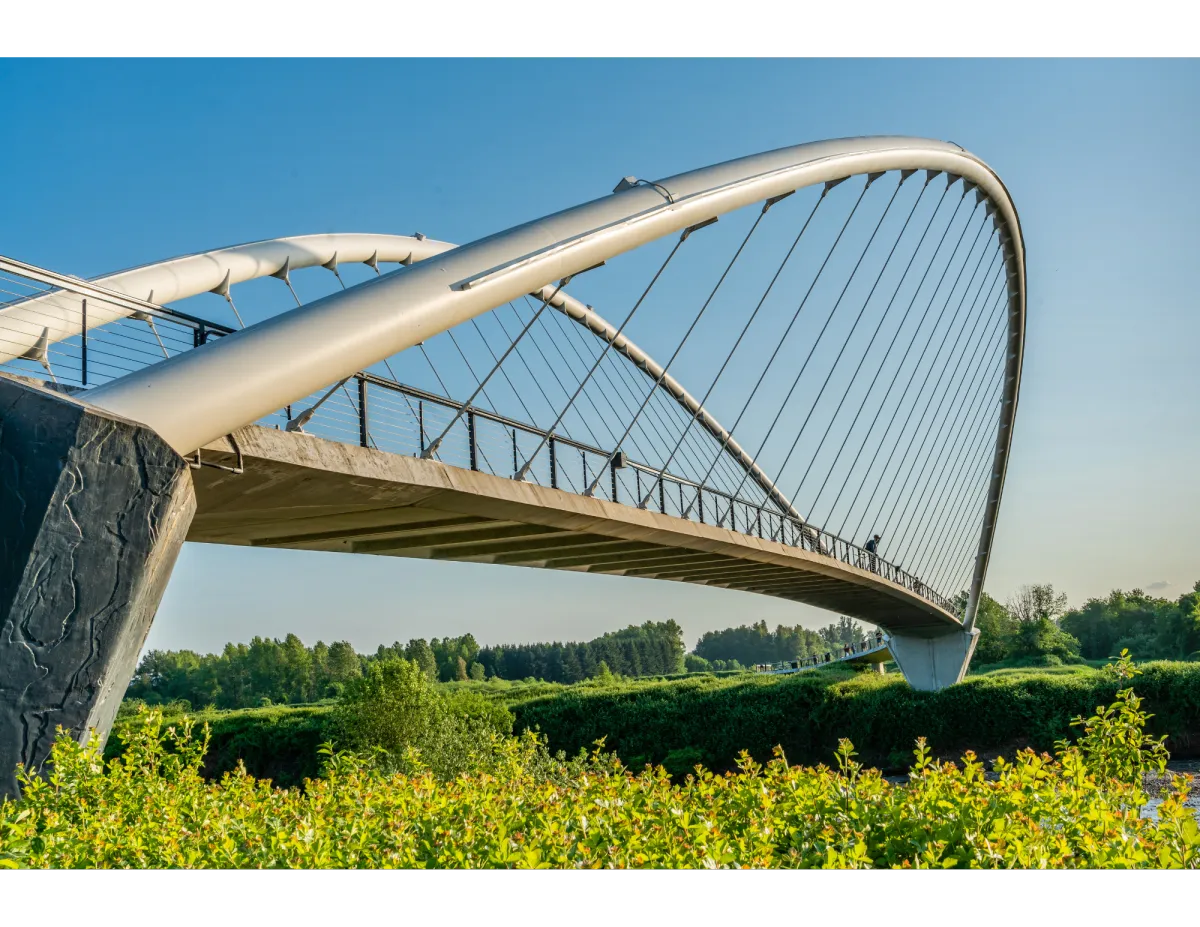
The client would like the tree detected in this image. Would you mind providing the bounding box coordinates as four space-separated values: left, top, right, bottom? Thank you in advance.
1012 617 1081 662
455 655 468 681
953 592 1017 665
818 617 867 650
468 662 486 681
403 639 438 681
1008 584 1069 624
327 641 362 684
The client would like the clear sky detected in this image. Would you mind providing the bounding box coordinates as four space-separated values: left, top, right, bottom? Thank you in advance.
2 59 1197 655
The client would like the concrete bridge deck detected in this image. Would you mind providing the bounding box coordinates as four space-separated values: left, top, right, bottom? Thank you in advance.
189 424 960 635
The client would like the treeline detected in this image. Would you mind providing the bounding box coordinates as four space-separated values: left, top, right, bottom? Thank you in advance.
475 620 685 682
970 581 1200 666
688 616 869 670
127 620 686 710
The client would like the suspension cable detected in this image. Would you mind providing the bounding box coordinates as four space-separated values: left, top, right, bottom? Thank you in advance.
894 310 1008 569
584 208 767 496
641 178 856 510
673 189 831 510
725 172 903 508
821 184 976 532
845 217 997 541
515 228 697 481
423 281 565 459
910 355 1005 580
783 173 936 508
531 296 710 478
801 177 954 521
878 265 1006 547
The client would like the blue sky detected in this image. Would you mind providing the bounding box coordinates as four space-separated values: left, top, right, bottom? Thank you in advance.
2 59 1197 654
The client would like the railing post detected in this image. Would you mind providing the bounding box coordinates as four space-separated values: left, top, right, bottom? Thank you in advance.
658 477 665 513
418 400 425 455
549 436 557 489
468 408 478 471
610 458 618 503
194 323 207 348
80 298 88 386
512 428 519 477
357 375 369 448
698 489 704 524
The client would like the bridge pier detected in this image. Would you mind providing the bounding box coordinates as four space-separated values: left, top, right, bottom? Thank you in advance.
887 628 979 691
0 376 194 798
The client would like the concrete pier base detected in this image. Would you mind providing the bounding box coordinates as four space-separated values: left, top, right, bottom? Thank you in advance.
887 627 979 692
0 376 194 798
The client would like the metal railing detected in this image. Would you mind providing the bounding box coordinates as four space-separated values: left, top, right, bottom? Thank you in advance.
0 255 235 388
0 252 955 615
282 373 956 614
754 636 892 674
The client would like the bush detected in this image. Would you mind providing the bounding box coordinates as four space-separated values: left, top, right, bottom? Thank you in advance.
2 660 1197 869
333 658 512 779
512 661 1200 773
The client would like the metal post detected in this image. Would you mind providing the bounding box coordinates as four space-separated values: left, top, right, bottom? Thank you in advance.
549 436 557 489
418 400 425 454
635 469 641 501
468 409 478 471
357 375 369 448
81 298 88 386
582 450 587 489
698 489 704 523
610 458 618 503
512 428 518 477
659 477 665 513
194 323 207 348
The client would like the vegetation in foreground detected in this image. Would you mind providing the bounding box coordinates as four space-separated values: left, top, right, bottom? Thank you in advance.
3 655 1198 868
106 657 1200 786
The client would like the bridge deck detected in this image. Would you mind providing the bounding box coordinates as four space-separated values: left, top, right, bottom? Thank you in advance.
188 425 959 634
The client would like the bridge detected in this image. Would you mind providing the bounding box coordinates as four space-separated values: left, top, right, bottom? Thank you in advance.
0 136 1025 795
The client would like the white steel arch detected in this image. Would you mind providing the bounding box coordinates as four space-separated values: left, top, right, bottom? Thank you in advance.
84 136 1026 629
0 232 802 520
0 233 454 363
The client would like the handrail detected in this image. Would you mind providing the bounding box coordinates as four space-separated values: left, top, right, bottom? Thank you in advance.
344 370 956 614
0 254 238 334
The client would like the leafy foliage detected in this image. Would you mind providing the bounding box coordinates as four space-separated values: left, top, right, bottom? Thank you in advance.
511 661 1200 773
3 677 1197 868
332 658 512 780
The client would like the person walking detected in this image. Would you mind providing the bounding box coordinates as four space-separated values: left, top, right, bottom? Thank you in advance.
864 534 881 572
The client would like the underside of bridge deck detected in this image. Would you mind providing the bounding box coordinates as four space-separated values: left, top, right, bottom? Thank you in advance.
189 425 959 635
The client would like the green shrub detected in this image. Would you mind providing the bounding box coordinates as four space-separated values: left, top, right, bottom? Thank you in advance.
2 661 1197 869
512 661 1200 773
333 658 512 779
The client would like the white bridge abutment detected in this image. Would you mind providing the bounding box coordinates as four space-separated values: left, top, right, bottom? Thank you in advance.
886 627 980 691
0 375 195 798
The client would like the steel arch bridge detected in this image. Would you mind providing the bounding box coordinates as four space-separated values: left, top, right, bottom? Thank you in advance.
0 136 1025 795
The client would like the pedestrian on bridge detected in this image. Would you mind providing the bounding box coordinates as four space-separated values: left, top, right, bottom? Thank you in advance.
864 534 881 572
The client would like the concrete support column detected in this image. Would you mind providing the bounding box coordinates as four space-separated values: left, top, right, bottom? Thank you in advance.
0 376 195 798
886 627 979 692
